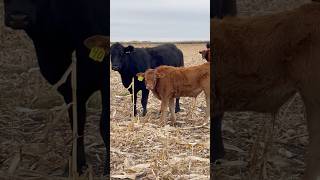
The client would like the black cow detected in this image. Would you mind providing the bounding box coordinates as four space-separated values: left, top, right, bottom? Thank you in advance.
4 0 110 176
211 0 237 165
111 42 184 116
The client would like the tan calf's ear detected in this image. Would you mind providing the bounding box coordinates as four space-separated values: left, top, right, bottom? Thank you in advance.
84 35 110 54
155 69 166 78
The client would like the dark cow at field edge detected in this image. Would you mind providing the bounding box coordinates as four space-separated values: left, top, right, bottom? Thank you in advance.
199 43 211 62
4 0 110 176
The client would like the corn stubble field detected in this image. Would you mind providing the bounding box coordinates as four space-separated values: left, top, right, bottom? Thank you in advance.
0 0 314 179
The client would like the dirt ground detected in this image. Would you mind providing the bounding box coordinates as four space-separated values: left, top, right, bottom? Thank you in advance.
110 43 210 179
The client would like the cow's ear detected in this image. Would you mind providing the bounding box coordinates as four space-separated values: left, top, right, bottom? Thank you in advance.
124 45 134 54
84 35 110 54
136 72 145 78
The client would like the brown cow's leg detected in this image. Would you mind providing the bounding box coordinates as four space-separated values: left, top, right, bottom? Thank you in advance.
303 100 320 180
169 98 176 126
211 112 225 162
160 99 169 126
298 79 320 179
205 96 210 122
204 88 210 122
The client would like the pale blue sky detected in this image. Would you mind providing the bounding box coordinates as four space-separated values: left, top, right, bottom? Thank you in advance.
111 0 210 42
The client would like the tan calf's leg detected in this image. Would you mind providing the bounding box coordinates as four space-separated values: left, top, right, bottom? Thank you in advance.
188 97 197 119
169 98 176 126
201 77 210 122
160 99 169 126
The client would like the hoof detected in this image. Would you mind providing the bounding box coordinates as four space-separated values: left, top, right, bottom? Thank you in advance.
62 162 88 177
142 110 147 116
213 159 222 165
170 122 177 127
103 154 110 176
212 150 225 162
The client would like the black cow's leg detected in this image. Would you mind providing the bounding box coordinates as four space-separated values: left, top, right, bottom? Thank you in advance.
175 97 181 113
141 89 149 116
69 100 87 173
100 89 109 176
58 80 88 175
128 87 138 116
211 112 225 161
133 88 138 116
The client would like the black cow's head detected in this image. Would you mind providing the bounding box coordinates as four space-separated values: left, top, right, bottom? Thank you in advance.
4 0 40 29
110 43 135 71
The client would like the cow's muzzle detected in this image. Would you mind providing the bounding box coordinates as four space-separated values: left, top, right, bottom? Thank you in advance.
111 66 120 71
6 14 30 29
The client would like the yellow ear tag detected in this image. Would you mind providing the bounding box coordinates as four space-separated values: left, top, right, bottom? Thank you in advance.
138 76 144 81
89 47 105 62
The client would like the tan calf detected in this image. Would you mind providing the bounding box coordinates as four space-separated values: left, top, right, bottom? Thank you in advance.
137 63 210 126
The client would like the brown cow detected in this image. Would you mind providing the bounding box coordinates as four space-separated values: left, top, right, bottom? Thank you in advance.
211 2 320 179
137 63 210 126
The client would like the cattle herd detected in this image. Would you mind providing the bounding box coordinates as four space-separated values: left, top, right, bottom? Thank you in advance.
85 35 210 122
2 0 320 179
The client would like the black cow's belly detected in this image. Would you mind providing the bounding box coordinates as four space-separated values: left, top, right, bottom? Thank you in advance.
31 33 105 92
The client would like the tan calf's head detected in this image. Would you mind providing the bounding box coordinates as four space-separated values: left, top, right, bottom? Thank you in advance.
137 69 166 90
